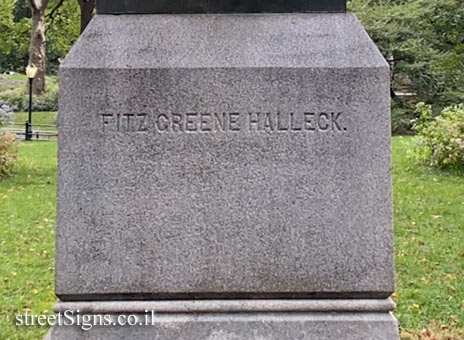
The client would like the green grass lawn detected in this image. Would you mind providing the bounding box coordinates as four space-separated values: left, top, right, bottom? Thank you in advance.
392 137 464 333
0 142 56 340
0 74 57 94
0 74 27 81
9 112 57 132
0 74 27 93
1 76 58 138
0 137 463 339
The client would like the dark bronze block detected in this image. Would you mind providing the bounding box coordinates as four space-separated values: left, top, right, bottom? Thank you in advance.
96 0 346 14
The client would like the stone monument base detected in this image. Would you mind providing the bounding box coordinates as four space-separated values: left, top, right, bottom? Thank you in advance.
48 299 399 339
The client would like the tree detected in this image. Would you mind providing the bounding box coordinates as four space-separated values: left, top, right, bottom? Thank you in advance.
77 0 95 33
0 0 30 73
350 0 464 133
0 0 80 77
0 0 16 55
46 0 80 72
28 0 49 95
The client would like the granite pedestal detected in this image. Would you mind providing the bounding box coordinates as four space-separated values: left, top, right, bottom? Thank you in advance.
53 12 398 339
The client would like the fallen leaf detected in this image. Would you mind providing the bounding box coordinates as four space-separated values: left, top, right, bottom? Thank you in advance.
444 274 457 281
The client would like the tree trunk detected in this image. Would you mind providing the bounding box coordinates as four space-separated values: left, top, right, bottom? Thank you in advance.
78 0 95 33
28 0 49 95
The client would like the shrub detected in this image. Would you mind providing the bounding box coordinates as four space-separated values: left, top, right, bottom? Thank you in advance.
28 87 58 112
391 101 414 135
0 130 17 180
350 0 464 134
409 103 464 169
0 87 25 111
0 99 17 180
0 100 15 127
0 86 58 112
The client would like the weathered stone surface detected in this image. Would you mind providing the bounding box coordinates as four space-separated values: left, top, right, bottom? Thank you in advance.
51 314 399 340
57 13 392 300
52 316 399 340
54 299 397 314
49 300 399 340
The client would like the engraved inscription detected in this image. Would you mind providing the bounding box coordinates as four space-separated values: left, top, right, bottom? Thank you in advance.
101 112 347 133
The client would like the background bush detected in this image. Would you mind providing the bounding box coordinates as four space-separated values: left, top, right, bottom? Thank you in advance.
409 103 464 169
0 131 17 180
350 0 464 134
0 98 17 180
0 100 15 126
391 101 414 135
0 77 58 112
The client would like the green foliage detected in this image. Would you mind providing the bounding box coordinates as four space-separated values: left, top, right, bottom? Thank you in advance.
0 74 58 112
0 0 16 54
0 0 80 74
46 0 80 73
12 0 29 21
0 131 17 181
0 88 58 112
0 0 30 71
409 102 464 168
350 0 464 132
392 100 415 135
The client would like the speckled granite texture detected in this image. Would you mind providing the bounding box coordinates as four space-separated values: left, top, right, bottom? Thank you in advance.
53 11 398 340
49 300 399 340
51 313 399 340
57 13 393 300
